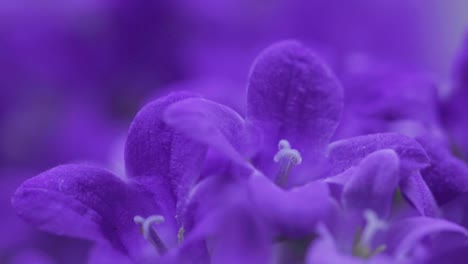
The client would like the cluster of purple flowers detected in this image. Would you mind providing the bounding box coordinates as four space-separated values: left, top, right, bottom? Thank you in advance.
11 38 468 264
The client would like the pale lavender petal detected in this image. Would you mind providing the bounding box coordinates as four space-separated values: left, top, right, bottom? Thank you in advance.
164 97 257 169
248 172 332 238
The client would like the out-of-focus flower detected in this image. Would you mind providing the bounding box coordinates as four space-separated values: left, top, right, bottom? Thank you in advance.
442 32 468 161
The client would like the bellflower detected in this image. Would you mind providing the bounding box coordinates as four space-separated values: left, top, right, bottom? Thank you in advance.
167 41 441 221
12 91 272 263
161 40 457 261
311 149 468 263
12 92 207 263
12 40 468 263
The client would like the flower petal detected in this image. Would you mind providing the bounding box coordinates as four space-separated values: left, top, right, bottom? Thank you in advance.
11 164 167 258
399 171 439 217
164 97 257 169
195 202 271 264
305 224 362 264
326 133 429 177
12 165 126 243
387 217 468 261
417 136 468 205
248 172 332 238
125 92 207 217
177 175 273 264
247 40 343 173
342 149 400 218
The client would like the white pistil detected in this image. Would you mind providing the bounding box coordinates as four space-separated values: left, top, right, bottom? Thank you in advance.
134 215 167 255
274 139 302 186
353 210 388 258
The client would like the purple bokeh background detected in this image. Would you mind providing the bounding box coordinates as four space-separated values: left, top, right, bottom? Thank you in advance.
1 1 467 263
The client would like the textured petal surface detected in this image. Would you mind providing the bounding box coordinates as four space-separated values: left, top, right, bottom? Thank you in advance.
182 195 271 264
399 171 439 217
11 164 164 256
247 40 343 175
342 149 400 218
387 217 468 260
125 92 207 218
248 172 332 237
326 133 429 177
164 97 256 168
417 136 468 205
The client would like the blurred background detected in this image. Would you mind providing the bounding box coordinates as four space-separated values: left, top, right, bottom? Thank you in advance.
1 1 468 263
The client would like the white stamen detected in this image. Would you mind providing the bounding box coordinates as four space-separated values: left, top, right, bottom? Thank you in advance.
360 210 388 249
274 139 302 186
134 215 165 239
134 215 167 254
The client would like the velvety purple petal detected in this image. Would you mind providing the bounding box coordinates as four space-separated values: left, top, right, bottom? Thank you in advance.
326 133 429 177
306 240 360 264
400 171 439 217
417 136 468 205
205 204 271 264
12 165 128 243
247 40 343 174
178 189 271 264
387 217 468 261
248 172 332 238
88 243 133 264
306 224 363 264
125 92 207 219
164 97 257 168
342 149 400 218
12 164 170 259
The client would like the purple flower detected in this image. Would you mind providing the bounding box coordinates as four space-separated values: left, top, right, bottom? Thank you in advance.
12 39 468 263
1 170 90 264
309 149 468 263
11 91 271 263
12 93 209 263
166 40 441 223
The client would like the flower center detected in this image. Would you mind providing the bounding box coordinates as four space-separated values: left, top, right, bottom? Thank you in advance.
274 139 302 186
134 215 168 255
353 210 387 259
